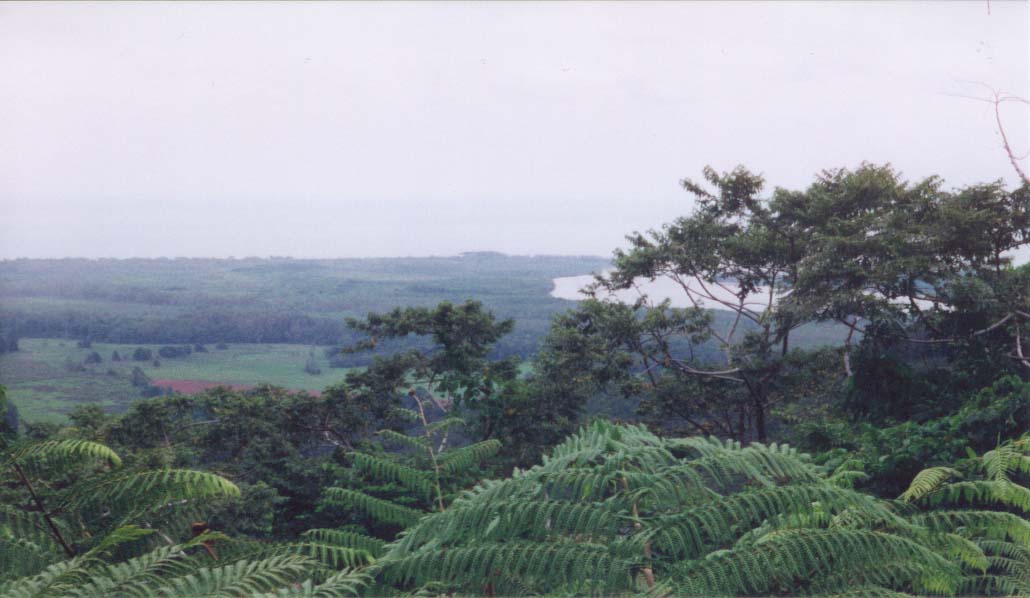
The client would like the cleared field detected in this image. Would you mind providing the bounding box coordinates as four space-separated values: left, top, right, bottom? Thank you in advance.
0 339 349 423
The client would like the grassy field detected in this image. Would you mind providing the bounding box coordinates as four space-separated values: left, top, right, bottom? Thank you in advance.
0 338 352 423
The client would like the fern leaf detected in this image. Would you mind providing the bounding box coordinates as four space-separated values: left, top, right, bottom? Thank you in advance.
301 530 386 558
61 469 240 513
899 467 961 502
6 440 121 476
159 554 319 597
438 440 501 475
374 430 428 451
349 452 433 498
323 488 423 528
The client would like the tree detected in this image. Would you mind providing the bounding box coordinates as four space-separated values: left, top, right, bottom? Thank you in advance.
343 300 517 440
575 164 1028 441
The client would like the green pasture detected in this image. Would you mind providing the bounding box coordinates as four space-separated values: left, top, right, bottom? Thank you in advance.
0 338 351 423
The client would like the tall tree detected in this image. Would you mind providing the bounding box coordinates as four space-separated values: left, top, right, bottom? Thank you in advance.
574 164 1029 440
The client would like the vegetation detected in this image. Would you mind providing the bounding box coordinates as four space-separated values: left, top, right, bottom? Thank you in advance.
0 253 609 356
0 339 359 422
0 163 1027 595
4 415 1029 596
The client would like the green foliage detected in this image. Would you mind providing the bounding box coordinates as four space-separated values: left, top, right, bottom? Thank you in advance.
301 529 386 558
899 467 961 502
369 421 1028 596
349 452 433 498
343 299 519 438
0 434 239 583
323 412 501 541
796 375 1030 496
437 439 501 475
3 421 1029 597
5 438 121 474
322 488 423 529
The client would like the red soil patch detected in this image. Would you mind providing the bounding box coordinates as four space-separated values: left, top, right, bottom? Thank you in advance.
151 379 320 397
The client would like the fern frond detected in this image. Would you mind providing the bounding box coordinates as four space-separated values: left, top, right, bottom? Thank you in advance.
382 541 633 594
0 554 99 598
910 510 1030 545
828 468 870 489
301 529 386 558
396 498 619 551
936 532 989 573
83 525 156 558
63 541 205 598
983 443 1030 482
323 488 423 528
6 440 121 476
677 529 961 596
158 554 320 597
922 480 1030 513
61 469 240 513
650 484 880 559
251 543 374 570
0 537 62 582
349 452 433 498
0 504 67 550
899 467 960 502
374 430 428 451
248 568 371 598
438 440 501 475
424 417 465 435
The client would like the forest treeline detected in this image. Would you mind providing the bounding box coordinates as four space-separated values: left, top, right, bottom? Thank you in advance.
1 164 1029 596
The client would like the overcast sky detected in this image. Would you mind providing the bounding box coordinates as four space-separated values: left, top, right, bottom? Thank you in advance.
1 1 1027 259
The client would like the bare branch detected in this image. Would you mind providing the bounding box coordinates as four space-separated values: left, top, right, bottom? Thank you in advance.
666 358 745 383
1016 323 1030 370
993 91 1030 186
972 312 1015 336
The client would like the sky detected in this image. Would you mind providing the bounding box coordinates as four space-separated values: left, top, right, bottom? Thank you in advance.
1 1 1028 259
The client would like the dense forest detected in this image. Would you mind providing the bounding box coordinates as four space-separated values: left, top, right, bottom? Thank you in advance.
1 163 1029 596
0 253 610 360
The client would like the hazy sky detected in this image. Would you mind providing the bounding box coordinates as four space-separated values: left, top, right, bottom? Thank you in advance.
1 1 1027 259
